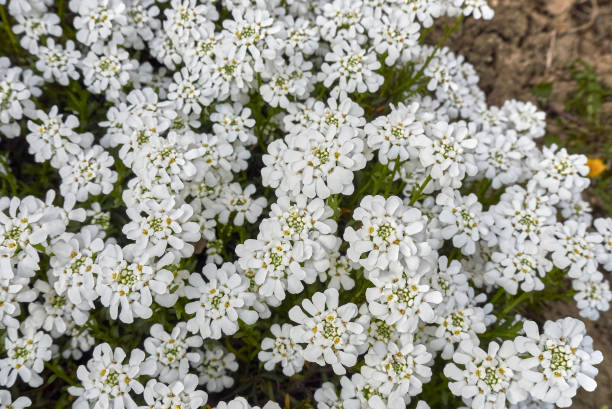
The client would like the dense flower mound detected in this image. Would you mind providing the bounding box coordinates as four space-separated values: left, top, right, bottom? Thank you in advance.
0 0 609 408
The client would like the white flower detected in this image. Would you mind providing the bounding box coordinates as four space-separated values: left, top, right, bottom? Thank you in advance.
163 0 218 46
195 343 238 393
82 43 135 100
0 62 42 138
154 268 190 308
572 272 611 321
279 15 319 57
260 54 313 108
28 279 89 334
430 305 488 359
258 323 304 376
0 390 31 409
236 219 309 302
363 340 433 397
427 256 471 310
214 397 281 409
491 185 555 244
191 133 236 186
444 339 534 409
110 115 172 167
185 188 219 243
141 375 207 409
68 344 155 409
71 0 127 46
543 220 600 278
344 195 430 279
531 144 590 201
364 11 420 66
0 195 58 278
484 239 553 295
121 0 160 50
454 0 495 20
185 262 258 340
319 40 383 93
366 273 442 333
365 102 429 165
180 22 218 67
235 264 276 319
418 121 478 188
0 276 36 328
205 238 225 265
317 240 356 291
221 7 281 72
593 217 612 271
123 198 200 258
96 244 173 323
314 382 343 409
210 102 256 144
62 325 95 360
149 30 183 70
437 188 494 255
0 326 52 387
85 202 111 232
269 193 337 254
501 100 546 139
49 225 104 307
508 398 555 409
360 305 404 349
316 0 367 43
514 318 603 408
59 145 117 202
167 67 212 115
143 322 202 383
216 183 267 226
339 372 407 409
12 12 62 54
25 105 87 167
263 125 366 199
475 129 535 188
559 195 592 225
289 288 366 375
204 43 254 101
131 130 201 194
5 0 44 17
283 95 365 136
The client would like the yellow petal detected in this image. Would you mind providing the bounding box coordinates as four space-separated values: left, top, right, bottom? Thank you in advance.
586 158 607 178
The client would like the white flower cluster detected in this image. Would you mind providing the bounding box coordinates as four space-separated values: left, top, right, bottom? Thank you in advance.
0 0 609 408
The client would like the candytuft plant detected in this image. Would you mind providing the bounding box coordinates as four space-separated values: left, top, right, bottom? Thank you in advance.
0 1 609 409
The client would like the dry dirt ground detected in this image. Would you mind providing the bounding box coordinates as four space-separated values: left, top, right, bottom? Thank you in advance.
430 1 612 408
432 0 612 109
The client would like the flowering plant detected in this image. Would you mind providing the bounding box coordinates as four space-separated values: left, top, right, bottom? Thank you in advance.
0 0 609 408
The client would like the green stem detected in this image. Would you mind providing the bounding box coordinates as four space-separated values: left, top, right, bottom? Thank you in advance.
501 291 530 316
0 155 16 195
225 338 248 363
371 163 389 195
352 177 373 205
409 175 432 206
490 287 505 305
57 0 65 20
384 157 401 197
477 178 493 203
327 194 341 220
44 362 78 386
0 6 18 52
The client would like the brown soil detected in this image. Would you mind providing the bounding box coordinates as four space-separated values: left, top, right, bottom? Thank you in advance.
430 1 612 408
431 0 612 111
